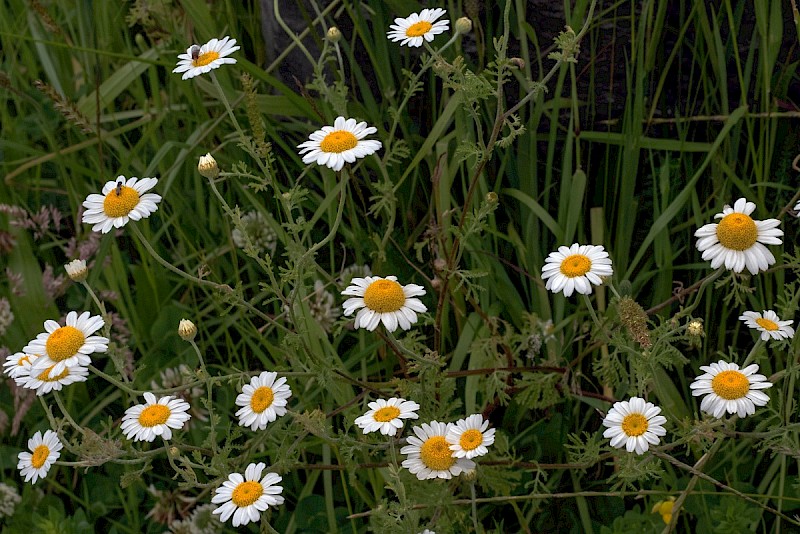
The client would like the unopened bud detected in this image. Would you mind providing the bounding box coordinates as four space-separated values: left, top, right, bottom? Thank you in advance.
327 27 342 42
486 191 499 204
178 319 197 341
455 17 473 34
462 468 478 482
64 259 88 282
197 153 219 179
687 319 704 338
169 446 180 457
433 258 447 272
431 277 443 291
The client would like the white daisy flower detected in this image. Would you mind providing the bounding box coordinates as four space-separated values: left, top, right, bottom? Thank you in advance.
24 311 108 376
541 243 614 297
419 530 436 534
794 199 800 215
602 397 667 455
82 176 162 234
297 116 382 172
17 430 62 485
235 371 292 431
342 275 427 332
354 397 420 436
446 414 496 459
22 361 89 395
172 36 240 81
211 462 284 527
739 310 795 341
689 360 772 419
120 392 192 442
694 198 783 274
3 352 37 382
387 8 450 47
400 421 476 480
64 259 88 282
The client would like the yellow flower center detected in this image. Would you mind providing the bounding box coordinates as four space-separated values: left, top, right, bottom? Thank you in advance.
459 429 483 451
250 386 275 413
231 480 263 507
755 318 779 331
17 355 32 366
319 130 358 154
711 370 750 400
406 21 433 37
139 404 171 427
620 413 648 437
37 364 70 382
716 213 758 251
363 279 406 313
373 406 401 422
45 326 86 362
103 186 140 218
31 444 50 469
419 436 455 471
192 50 220 67
560 254 592 277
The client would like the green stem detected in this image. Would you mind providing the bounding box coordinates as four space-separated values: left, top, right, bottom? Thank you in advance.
741 338 765 368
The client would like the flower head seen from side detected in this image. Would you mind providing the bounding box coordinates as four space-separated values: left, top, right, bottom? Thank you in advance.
689 361 772 419
446 414 496 459
387 8 450 47
82 176 162 234
64 259 88 282
794 199 800 216
22 361 89 395
401 421 476 480
694 198 782 274
211 462 284 527
24 311 108 376
3 352 37 382
342 275 427 332
121 392 191 442
541 244 613 297
739 310 795 341
354 397 420 436
297 116 382 172
173 36 240 80
17 430 62 484
602 397 667 455
235 371 292 431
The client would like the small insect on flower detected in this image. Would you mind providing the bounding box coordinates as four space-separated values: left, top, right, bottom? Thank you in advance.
82 176 162 234
173 37 240 80
190 44 201 60
115 179 123 196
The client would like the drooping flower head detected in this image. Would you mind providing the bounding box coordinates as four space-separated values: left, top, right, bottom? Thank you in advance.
235 371 292 431
446 414 495 459
602 397 667 455
24 311 108 376
17 430 62 484
297 116 382 172
82 176 162 234
689 360 772 418
354 397 420 436
3 352 37 382
400 421 475 480
173 36 240 80
121 392 191 442
694 198 782 274
342 275 427 332
211 462 284 527
541 244 613 297
387 9 450 48
739 310 795 341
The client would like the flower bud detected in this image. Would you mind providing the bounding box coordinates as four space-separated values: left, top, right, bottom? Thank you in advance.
510 57 525 70
486 192 498 205
326 27 342 42
178 319 197 341
455 17 473 34
687 319 704 338
433 258 447 272
64 259 88 282
197 153 219 179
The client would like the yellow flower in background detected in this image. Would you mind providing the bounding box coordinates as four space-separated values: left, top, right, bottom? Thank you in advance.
651 497 676 524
